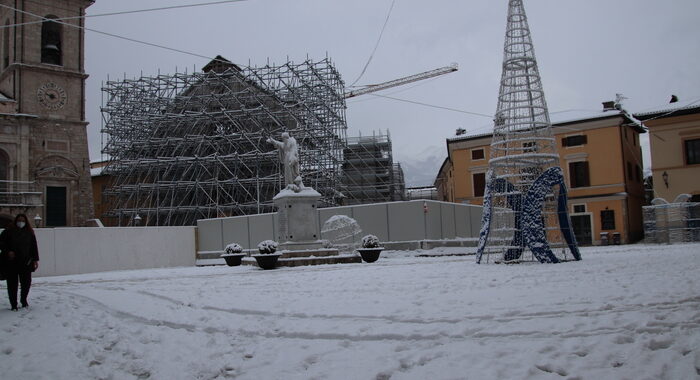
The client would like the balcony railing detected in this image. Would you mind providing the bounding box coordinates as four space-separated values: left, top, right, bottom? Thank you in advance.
0 180 43 208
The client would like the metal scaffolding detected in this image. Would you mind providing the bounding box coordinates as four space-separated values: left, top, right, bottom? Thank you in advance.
341 131 405 205
643 201 700 244
100 57 406 226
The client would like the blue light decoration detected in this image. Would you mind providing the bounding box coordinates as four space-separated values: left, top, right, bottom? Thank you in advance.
476 167 581 264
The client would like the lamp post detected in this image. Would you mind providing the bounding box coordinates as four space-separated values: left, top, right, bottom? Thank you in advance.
662 171 669 189
34 214 42 228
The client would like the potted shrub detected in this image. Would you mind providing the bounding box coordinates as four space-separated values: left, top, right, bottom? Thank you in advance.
357 234 384 263
221 243 246 266
252 240 282 269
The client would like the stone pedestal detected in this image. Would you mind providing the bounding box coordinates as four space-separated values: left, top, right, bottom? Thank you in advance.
265 187 361 267
273 187 324 250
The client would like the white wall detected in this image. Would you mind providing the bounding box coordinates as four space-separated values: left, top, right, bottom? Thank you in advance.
33 227 196 277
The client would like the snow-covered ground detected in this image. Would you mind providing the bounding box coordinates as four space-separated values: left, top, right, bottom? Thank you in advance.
1 244 699 379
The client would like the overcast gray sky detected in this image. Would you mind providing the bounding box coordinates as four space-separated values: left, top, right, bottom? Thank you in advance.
84 0 700 185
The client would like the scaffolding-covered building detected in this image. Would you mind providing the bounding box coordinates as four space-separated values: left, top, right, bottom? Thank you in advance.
341 132 405 205
100 56 405 226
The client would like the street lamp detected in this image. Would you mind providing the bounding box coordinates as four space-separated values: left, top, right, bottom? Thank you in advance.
662 171 669 188
134 214 142 226
34 214 42 228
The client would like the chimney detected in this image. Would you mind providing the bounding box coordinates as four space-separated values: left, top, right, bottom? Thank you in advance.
670 94 679 103
602 101 616 111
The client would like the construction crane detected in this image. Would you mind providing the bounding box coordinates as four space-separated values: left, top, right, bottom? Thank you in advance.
343 63 458 99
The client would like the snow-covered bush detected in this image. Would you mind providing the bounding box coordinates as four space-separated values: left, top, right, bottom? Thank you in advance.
224 243 243 254
257 240 278 254
361 234 380 249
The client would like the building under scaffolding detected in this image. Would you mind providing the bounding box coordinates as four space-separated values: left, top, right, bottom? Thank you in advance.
101 56 405 226
342 132 405 205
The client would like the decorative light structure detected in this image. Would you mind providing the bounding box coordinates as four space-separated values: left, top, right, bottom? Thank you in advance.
476 0 581 264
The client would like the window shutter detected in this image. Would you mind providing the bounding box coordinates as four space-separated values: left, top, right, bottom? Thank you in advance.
582 161 590 187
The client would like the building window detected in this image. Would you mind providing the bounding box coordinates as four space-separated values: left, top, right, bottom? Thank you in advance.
522 141 536 153
2 19 9 69
473 172 486 197
601 209 615 230
471 148 485 160
686 138 700 165
569 161 590 188
0 149 8 192
627 162 633 181
41 16 62 65
573 204 586 213
635 164 641 182
562 135 587 147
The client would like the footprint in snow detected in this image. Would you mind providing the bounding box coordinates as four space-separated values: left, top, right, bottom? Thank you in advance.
613 335 635 344
647 338 673 351
534 363 568 377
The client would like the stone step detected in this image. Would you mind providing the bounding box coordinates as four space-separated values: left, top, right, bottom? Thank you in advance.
279 248 339 258
197 248 342 260
383 239 478 251
243 254 362 268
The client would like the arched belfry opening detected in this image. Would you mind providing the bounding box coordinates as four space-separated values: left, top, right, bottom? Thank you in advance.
41 15 62 66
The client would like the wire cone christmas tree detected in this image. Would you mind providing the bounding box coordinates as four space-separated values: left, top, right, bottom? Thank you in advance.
476 0 581 264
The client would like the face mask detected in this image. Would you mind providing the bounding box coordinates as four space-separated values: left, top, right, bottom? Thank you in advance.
16 222 25 229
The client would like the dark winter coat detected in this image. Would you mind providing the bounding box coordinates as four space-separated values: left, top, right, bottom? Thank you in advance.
0 227 39 273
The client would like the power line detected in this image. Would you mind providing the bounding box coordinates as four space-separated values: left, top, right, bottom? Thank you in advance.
0 4 237 66
367 93 493 118
0 0 250 29
349 0 397 87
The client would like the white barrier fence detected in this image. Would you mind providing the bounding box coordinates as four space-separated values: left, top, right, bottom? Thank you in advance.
31 227 196 277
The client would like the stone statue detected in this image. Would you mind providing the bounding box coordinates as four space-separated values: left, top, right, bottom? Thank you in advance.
267 132 303 191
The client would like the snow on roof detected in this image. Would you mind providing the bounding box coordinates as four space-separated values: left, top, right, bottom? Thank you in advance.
548 108 623 125
448 109 625 143
91 167 104 177
634 98 700 118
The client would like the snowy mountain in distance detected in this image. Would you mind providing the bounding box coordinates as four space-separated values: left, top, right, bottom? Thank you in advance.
396 144 446 187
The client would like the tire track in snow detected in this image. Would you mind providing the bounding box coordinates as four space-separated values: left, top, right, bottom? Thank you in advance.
48 287 700 346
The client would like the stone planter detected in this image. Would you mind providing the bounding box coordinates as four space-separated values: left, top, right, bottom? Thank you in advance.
357 247 384 263
221 253 246 266
252 253 282 269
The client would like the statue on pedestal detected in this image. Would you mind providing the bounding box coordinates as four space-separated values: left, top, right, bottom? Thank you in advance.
267 132 304 192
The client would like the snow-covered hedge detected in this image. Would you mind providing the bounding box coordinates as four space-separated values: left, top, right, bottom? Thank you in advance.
224 243 243 254
257 240 279 254
361 234 380 249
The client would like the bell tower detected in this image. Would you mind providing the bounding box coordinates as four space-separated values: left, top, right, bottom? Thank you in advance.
0 0 94 227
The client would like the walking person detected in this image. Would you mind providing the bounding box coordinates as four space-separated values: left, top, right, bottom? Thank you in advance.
0 214 39 311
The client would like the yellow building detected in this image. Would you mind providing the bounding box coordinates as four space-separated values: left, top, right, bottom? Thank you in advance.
436 105 646 245
635 100 700 202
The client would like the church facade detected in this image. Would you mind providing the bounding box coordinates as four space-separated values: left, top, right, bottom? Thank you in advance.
0 0 94 227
